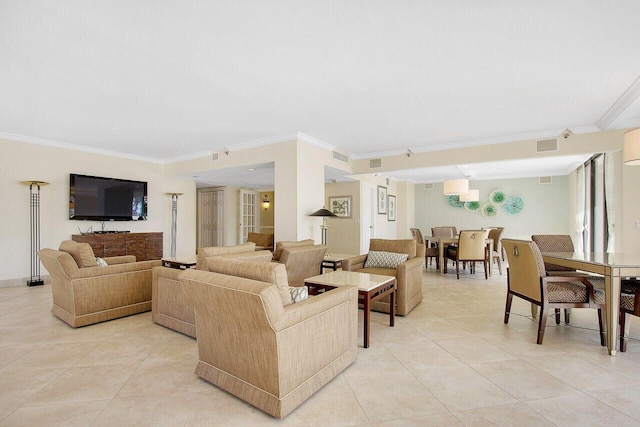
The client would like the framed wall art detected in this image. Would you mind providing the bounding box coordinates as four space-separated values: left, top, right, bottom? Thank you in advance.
387 195 396 221
328 196 352 218
377 185 387 214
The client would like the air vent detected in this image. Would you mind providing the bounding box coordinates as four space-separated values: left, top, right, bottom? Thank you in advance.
539 176 552 184
536 138 558 153
211 153 219 162
369 158 382 169
332 151 348 163
424 183 434 190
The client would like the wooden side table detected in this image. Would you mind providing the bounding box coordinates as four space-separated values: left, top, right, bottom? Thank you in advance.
321 253 355 272
161 255 197 270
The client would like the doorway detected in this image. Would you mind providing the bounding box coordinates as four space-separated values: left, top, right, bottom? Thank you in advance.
197 187 225 248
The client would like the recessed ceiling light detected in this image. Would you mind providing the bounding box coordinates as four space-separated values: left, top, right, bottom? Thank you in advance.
248 168 256 171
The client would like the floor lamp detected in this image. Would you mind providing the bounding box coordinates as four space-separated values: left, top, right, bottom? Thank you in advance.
166 193 183 258
308 208 337 246
21 180 49 286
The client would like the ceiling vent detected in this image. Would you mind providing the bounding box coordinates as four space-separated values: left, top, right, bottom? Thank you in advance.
536 138 558 153
539 176 553 184
211 152 219 162
332 151 348 163
424 183 434 190
369 158 382 169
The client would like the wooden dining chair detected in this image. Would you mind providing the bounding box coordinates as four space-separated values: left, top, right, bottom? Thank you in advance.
485 227 504 275
445 230 489 279
410 228 438 268
503 239 606 345
621 279 640 352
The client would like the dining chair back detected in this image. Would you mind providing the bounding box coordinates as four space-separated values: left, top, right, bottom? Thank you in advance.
485 227 504 274
531 234 578 275
502 239 606 345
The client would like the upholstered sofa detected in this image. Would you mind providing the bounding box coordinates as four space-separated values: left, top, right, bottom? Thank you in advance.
342 238 425 316
39 240 161 328
152 243 273 337
180 258 358 418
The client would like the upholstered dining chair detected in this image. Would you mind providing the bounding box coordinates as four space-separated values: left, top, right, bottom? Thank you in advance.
411 227 438 268
620 279 640 352
502 239 606 345
445 230 489 279
531 235 585 276
430 227 454 269
485 227 504 275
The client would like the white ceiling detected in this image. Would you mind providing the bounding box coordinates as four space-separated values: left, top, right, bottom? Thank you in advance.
2 1 640 186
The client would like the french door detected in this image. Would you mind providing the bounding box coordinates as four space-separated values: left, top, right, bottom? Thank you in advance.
238 190 259 244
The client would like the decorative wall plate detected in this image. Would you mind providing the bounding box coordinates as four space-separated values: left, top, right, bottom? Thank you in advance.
448 195 464 208
481 203 498 217
489 190 506 205
464 201 480 212
504 196 524 214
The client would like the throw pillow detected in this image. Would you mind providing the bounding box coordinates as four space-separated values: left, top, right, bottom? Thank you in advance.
289 286 308 303
364 251 409 269
59 240 98 268
95 257 108 267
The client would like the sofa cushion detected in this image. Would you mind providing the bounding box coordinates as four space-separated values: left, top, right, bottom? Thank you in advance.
59 240 98 268
272 239 314 261
289 286 309 303
364 251 409 269
247 232 274 248
207 257 294 306
197 242 256 269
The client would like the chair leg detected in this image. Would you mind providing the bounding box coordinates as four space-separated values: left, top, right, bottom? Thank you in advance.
531 303 538 319
483 260 488 279
456 260 460 279
504 293 513 323
538 306 549 344
496 256 502 275
597 308 606 347
554 309 561 325
564 309 571 324
621 311 630 352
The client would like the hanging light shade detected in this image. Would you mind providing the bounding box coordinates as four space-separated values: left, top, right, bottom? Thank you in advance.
624 128 640 165
459 189 479 202
443 179 469 195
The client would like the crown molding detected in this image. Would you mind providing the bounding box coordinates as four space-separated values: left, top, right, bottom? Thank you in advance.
597 73 640 130
159 150 215 164
296 132 336 151
0 132 163 164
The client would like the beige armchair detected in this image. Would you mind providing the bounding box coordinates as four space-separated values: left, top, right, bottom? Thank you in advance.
276 244 327 287
342 238 425 316
180 259 358 418
153 243 273 337
246 232 274 251
39 240 161 328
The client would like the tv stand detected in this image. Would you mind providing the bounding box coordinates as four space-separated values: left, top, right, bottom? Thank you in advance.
72 232 162 261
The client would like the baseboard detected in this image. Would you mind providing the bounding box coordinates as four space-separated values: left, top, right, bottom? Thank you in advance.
0 275 51 288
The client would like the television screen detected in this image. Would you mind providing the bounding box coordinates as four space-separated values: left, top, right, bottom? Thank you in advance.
69 174 147 221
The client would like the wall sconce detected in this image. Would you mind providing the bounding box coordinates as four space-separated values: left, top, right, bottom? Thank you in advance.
443 179 469 195
262 194 270 210
624 128 640 165
459 189 479 202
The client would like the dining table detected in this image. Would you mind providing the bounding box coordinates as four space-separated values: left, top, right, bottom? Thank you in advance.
541 252 640 356
424 236 494 277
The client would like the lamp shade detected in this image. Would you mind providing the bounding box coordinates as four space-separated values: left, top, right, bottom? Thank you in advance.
624 128 640 165
459 189 479 202
309 208 337 217
443 179 469 195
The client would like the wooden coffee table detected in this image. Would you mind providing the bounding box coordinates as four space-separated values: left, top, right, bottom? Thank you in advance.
304 270 396 348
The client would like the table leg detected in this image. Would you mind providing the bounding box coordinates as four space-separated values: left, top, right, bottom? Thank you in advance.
389 283 395 327
363 291 370 348
439 244 445 274
605 273 621 355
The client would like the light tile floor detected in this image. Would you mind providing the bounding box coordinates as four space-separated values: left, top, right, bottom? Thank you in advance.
2 266 640 426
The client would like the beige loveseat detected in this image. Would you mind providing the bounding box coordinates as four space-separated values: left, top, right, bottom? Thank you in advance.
152 243 273 337
342 238 425 316
180 258 358 418
39 240 161 328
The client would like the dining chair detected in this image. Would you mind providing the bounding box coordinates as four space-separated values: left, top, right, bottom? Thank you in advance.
410 228 438 268
502 239 606 345
485 227 504 275
445 230 489 279
620 278 640 352
430 227 454 269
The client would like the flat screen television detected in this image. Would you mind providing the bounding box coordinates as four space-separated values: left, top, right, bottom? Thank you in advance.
69 174 148 221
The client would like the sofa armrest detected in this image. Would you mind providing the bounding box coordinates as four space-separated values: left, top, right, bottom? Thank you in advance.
398 255 424 273
203 250 273 270
103 255 136 265
341 254 368 271
70 259 162 279
282 285 357 329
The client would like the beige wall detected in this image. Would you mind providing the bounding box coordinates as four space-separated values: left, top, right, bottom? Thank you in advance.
259 190 274 233
1 137 196 282
325 181 360 255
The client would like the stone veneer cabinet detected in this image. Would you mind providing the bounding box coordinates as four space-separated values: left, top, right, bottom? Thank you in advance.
72 232 163 261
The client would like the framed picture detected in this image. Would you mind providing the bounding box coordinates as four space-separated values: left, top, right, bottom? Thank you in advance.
388 195 396 221
377 185 387 214
328 196 352 218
